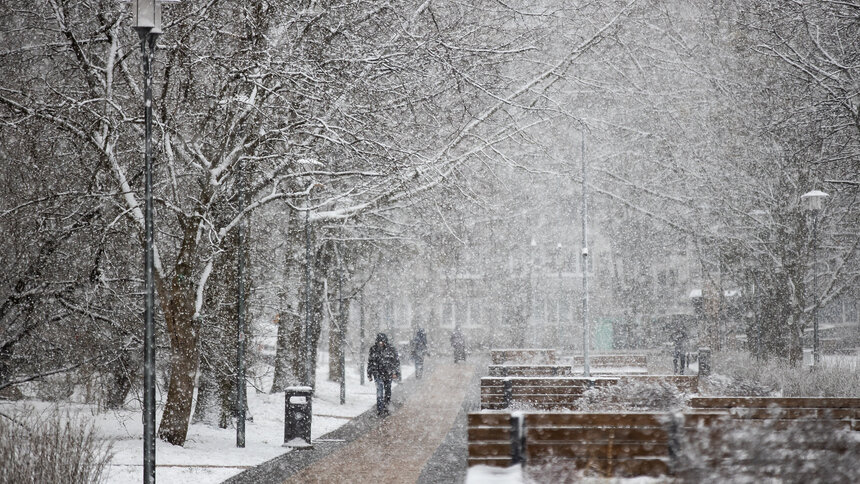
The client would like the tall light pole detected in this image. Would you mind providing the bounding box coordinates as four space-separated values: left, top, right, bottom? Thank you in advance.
580 132 590 377
556 243 563 344
337 244 346 405
301 183 323 387
130 2 160 482
801 189 828 367
359 289 365 386
304 194 313 386
529 237 537 346
236 156 246 448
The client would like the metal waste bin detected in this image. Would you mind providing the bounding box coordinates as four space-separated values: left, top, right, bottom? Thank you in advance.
284 386 313 448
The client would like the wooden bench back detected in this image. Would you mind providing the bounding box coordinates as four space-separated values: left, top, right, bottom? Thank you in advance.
491 348 557 365
480 377 617 410
488 365 573 377
468 398 860 476
480 375 699 410
689 396 860 430
468 411 725 475
572 354 648 367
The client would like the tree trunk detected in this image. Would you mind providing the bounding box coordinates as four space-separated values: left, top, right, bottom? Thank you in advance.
272 213 300 393
157 303 198 445
157 236 200 446
193 230 243 427
329 297 349 383
104 350 133 410
271 308 301 393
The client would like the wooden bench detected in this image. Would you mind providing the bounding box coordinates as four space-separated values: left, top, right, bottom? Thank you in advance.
491 349 557 365
572 354 648 367
468 411 724 476
469 398 860 477
480 377 617 410
481 375 699 410
689 397 860 430
488 365 573 377
680 397 860 478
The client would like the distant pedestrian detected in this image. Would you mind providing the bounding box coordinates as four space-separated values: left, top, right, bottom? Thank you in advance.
367 333 401 416
672 325 687 375
451 328 466 363
411 328 428 379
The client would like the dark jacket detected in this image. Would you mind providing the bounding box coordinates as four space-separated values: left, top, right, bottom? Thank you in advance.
411 329 428 360
368 333 400 381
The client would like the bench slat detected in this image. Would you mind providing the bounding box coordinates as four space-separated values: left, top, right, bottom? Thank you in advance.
468 442 511 458
467 457 510 468
468 413 511 427
482 377 618 387
527 442 668 459
690 397 860 409
526 412 668 427
529 426 669 443
468 427 510 441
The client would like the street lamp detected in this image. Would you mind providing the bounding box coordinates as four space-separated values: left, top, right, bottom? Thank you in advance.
529 237 537 345
555 243 563 345
801 189 828 367
236 156 246 448
303 183 323 387
337 244 346 405
129 2 160 482
580 131 590 377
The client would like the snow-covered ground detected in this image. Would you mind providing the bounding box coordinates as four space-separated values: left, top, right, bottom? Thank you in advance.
2 352 411 484
464 464 666 484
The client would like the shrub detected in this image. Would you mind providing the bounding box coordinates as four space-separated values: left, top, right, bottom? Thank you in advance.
703 351 860 397
673 414 860 483
576 380 686 412
0 408 113 484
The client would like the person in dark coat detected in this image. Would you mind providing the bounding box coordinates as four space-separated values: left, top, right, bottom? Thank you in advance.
672 324 688 375
450 327 466 363
411 328 428 379
367 332 400 416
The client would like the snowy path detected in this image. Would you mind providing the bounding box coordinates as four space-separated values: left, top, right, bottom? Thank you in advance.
227 360 477 484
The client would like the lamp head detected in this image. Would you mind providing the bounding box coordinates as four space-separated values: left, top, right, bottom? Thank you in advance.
131 0 158 30
801 190 829 212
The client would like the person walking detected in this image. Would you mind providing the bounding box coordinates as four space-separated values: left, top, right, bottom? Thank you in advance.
671 324 688 375
450 327 466 363
367 332 401 416
411 328 428 379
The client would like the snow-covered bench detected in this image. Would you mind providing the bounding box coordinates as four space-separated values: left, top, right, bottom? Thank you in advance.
480 375 698 410
490 348 557 365
689 396 860 430
467 411 721 476
487 364 573 377
572 354 648 367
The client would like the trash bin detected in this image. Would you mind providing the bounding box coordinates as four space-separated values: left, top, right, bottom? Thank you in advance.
284 386 313 448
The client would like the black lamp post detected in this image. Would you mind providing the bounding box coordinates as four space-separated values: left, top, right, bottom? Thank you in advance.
304 196 313 386
801 189 828 367
580 132 590 377
236 156 246 448
337 245 346 405
130 1 160 482
556 242 563 340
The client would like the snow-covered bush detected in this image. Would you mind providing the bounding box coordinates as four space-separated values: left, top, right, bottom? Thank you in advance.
703 351 860 397
0 408 113 484
698 373 773 397
673 414 860 483
575 380 686 412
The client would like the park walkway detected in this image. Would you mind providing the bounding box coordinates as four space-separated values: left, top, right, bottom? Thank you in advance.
284 362 476 483
225 359 479 484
